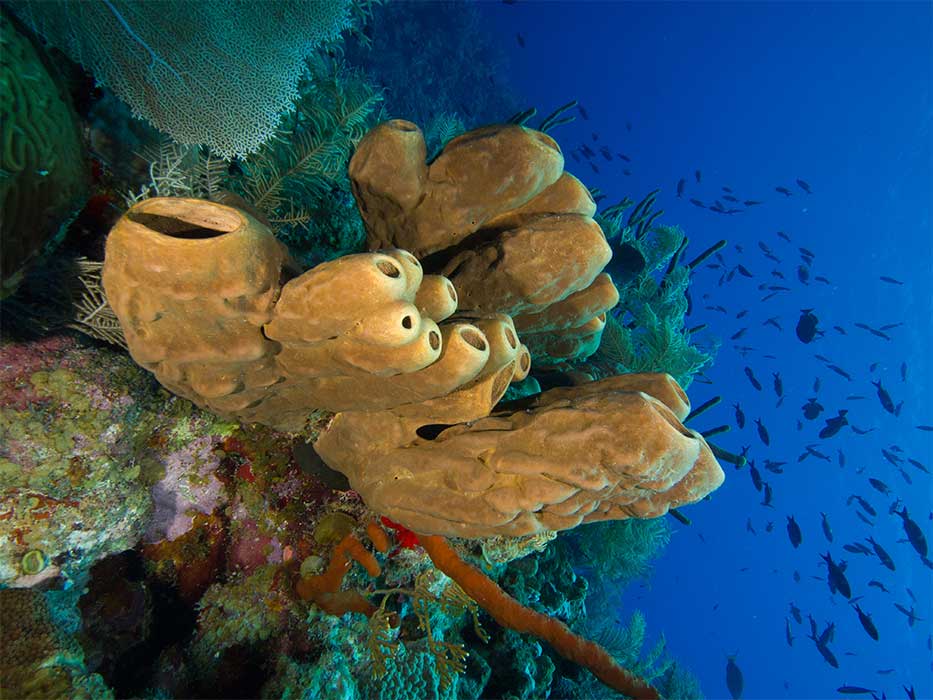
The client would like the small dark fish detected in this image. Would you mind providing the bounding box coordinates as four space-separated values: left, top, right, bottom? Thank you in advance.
744 366 762 391
827 364 852 381
785 618 794 646
736 264 753 278
820 512 833 542
855 511 874 527
677 178 686 198
570 151 581 163
815 275 831 284
819 410 849 439
625 121 632 132
725 655 743 700
590 162 600 174
622 169 631 176
837 687 875 696
851 602 879 641
695 169 702 183
689 198 706 208
786 515 802 548
723 194 739 203
896 507 928 557
591 132 599 141
761 482 774 508
731 327 748 340
896 466 913 484
796 179 812 194
733 402 746 429
765 521 774 532
669 508 691 525
844 543 871 555
515 32 525 47
893 603 924 627
867 478 890 495
866 536 895 571
755 418 770 446
814 639 838 668
772 372 784 397
879 276 903 285
899 361 907 381
749 463 763 492
845 394 866 400
577 104 589 120
793 570 800 582
871 380 895 414
837 450 846 468
833 325 847 335
851 425 875 435
802 398 824 420
776 186 792 196
907 457 930 473
848 494 877 517
917 425 933 432
617 153 631 162
599 146 612 161
764 316 783 331
789 602 802 624
821 551 851 598
763 459 785 474
746 516 757 534
735 309 749 319
805 444 830 461
796 309 820 343
881 448 902 466
868 580 889 593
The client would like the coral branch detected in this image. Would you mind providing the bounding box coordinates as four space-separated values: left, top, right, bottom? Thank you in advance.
418 534 661 699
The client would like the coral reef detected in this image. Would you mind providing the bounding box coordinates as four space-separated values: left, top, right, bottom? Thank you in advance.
587 191 716 388
6 0 354 158
0 587 113 699
0 10 88 296
569 518 673 585
343 1 519 130
0 334 154 587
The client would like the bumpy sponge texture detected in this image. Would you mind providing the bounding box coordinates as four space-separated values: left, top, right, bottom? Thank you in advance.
102 197 524 432
349 120 615 365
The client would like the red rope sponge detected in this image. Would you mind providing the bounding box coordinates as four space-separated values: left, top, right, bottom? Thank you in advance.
418 533 661 700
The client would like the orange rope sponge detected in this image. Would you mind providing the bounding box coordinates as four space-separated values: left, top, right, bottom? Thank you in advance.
418 534 661 700
297 532 382 616
366 519 391 553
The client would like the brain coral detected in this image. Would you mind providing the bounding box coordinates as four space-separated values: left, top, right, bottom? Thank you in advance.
0 11 87 295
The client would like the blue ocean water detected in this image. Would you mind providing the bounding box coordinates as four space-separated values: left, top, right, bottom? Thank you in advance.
482 1 932 697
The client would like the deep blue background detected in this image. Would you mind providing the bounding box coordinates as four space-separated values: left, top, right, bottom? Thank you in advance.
480 2 932 697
